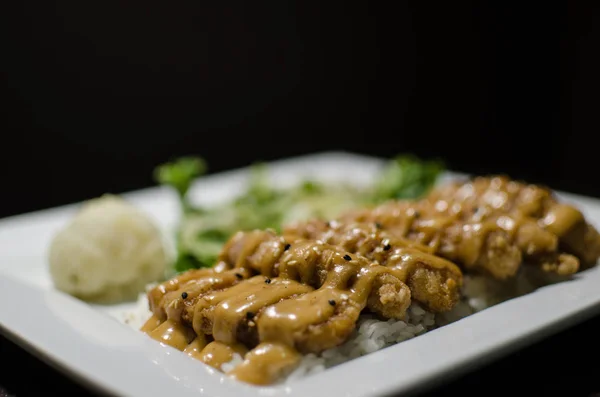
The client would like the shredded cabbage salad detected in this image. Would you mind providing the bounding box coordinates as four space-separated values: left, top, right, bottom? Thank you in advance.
154 154 444 273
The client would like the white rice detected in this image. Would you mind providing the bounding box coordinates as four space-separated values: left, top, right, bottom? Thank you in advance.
284 302 436 383
220 353 244 372
110 283 158 330
122 271 544 383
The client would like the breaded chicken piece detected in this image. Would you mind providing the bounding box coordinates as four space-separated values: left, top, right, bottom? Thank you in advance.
428 176 600 271
192 276 314 344
256 284 365 353
283 219 463 312
339 200 525 279
219 230 412 320
190 236 411 334
149 231 412 331
147 266 225 318
195 251 405 354
339 185 586 279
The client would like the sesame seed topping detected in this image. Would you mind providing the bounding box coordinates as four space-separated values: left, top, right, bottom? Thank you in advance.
328 300 336 306
375 222 382 229
235 273 243 279
343 254 352 261
246 312 255 320
181 292 188 299
265 278 271 284
284 243 291 251
383 244 391 251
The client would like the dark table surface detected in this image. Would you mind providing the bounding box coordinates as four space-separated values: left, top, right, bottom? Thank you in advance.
2 312 600 397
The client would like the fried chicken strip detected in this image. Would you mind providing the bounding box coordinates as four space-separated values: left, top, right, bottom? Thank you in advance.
192 276 314 345
338 178 593 279
197 245 404 354
149 231 411 330
147 264 228 318
256 260 399 353
218 230 411 319
283 219 463 312
143 235 412 361
191 234 412 337
339 200 525 279
428 176 600 270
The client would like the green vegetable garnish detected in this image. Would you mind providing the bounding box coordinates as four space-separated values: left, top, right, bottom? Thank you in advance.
372 154 444 202
173 252 205 273
154 154 444 273
154 157 206 213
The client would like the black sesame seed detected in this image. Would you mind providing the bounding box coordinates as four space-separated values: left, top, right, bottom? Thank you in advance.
284 243 291 251
375 222 382 229
235 273 243 279
265 278 271 284
383 244 391 251
343 254 352 261
328 300 336 306
181 292 188 299
246 312 255 320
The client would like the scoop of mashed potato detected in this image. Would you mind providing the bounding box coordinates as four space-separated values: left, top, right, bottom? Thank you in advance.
48 194 168 303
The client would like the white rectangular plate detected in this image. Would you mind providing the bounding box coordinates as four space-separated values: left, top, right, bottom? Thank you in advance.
2 151 600 397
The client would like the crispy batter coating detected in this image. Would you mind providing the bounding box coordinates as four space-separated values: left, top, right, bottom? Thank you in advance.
337 176 600 278
283 219 462 312
428 176 600 271
147 231 413 355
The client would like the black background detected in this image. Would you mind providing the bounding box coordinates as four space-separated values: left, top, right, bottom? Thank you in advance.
2 2 600 396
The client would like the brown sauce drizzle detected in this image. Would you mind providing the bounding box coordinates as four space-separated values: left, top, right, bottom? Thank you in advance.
182 335 208 360
227 342 300 385
143 235 417 385
140 314 161 334
196 341 248 370
162 268 252 322
283 220 462 312
148 319 195 351
334 176 595 278
211 278 313 345
541 204 584 237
